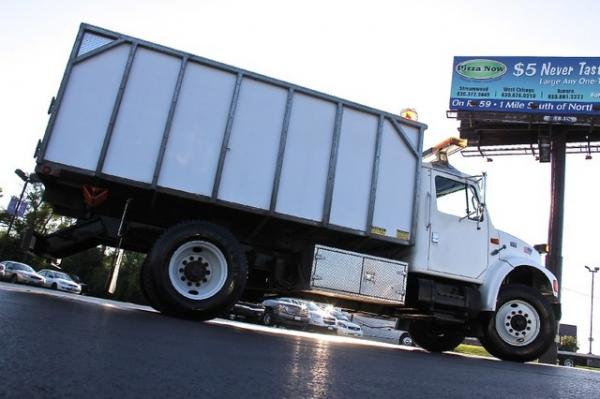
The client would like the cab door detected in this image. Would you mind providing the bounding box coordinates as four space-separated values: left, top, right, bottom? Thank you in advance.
428 172 488 281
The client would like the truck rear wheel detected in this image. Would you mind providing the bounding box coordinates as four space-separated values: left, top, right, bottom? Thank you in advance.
146 221 247 320
409 321 465 352
479 284 556 362
140 257 176 315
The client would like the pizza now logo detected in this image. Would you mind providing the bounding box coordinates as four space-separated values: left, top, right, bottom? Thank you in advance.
456 59 507 80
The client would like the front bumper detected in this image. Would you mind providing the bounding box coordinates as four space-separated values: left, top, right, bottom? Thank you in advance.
309 324 337 333
274 313 309 327
58 286 81 294
23 278 45 286
338 330 363 337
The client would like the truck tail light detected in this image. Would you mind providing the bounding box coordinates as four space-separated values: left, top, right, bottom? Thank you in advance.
552 280 559 296
490 238 500 245
37 163 60 177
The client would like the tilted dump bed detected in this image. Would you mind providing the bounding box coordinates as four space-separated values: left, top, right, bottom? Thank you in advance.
38 24 426 245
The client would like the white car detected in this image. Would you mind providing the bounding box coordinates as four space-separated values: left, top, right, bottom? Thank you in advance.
331 309 363 337
38 269 82 294
304 301 337 332
398 330 414 346
335 319 363 337
1 261 46 286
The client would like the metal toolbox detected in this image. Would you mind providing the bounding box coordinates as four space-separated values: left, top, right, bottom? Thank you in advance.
310 245 408 304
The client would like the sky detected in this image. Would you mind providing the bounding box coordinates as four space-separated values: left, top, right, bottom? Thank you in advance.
1 0 599 353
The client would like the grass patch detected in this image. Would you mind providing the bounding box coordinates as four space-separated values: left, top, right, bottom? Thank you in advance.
453 345 599 369
453 344 493 358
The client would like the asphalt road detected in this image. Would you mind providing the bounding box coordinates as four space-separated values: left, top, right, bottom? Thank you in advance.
0 282 598 399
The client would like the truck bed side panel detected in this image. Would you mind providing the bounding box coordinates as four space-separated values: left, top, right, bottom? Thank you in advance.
157 63 237 195
275 93 336 222
372 120 418 240
39 25 427 245
45 44 131 170
329 109 378 231
102 48 181 183
217 78 288 210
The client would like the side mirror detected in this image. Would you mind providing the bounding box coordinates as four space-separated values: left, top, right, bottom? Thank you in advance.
478 203 486 222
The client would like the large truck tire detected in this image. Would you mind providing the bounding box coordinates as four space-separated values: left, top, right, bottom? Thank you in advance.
409 321 465 352
479 284 556 362
145 221 248 320
139 257 178 315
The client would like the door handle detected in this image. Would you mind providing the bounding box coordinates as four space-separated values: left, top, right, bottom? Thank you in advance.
425 192 432 229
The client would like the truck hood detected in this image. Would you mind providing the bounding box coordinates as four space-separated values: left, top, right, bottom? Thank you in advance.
495 230 541 264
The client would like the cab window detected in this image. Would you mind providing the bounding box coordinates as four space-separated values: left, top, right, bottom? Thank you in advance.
435 176 482 221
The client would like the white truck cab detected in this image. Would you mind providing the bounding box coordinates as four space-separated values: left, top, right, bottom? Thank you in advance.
412 159 558 301
399 139 560 361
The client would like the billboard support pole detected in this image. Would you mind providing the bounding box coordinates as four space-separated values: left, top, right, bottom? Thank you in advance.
539 129 566 364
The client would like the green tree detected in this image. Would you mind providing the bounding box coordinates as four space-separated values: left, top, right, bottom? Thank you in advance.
111 250 146 304
0 181 69 267
0 181 66 237
1 182 148 305
559 335 579 352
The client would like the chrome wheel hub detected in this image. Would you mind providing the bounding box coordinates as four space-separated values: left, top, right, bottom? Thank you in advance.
495 299 540 347
168 240 228 300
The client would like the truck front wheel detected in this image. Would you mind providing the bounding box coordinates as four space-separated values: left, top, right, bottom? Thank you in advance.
479 284 556 362
409 321 465 352
146 221 247 320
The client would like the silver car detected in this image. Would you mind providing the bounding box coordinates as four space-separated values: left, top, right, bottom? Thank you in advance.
1 261 46 286
38 269 82 294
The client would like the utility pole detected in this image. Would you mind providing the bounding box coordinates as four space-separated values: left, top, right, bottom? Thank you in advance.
585 265 599 355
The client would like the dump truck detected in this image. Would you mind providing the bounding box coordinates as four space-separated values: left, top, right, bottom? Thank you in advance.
26 24 560 362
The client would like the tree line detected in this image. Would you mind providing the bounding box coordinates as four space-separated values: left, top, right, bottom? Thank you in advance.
0 181 147 304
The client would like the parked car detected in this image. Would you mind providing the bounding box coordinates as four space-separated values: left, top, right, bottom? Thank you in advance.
37 269 82 294
226 301 265 323
557 350 600 368
261 297 309 328
68 274 87 294
304 301 337 332
335 319 364 337
398 331 414 346
1 261 45 286
330 310 363 337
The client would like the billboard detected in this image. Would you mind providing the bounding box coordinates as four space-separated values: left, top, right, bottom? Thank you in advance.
450 57 600 116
